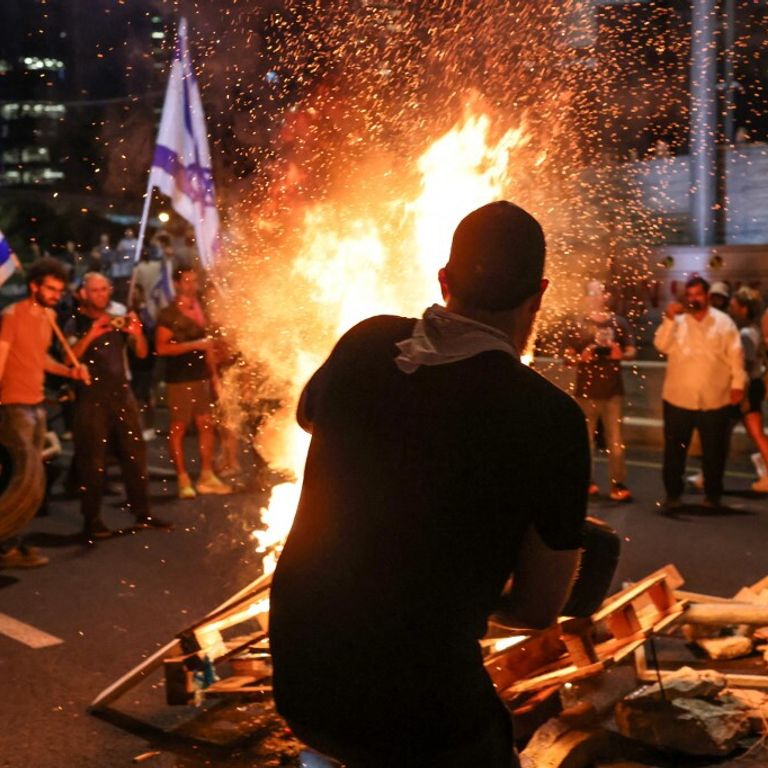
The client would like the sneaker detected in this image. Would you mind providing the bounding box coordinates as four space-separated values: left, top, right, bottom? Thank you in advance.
609 483 633 502
0 544 49 569
142 428 156 442
178 484 197 500
751 453 768 480
702 496 721 509
687 472 704 490
196 473 232 495
135 514 173 530
83 518 113 540
752 475 768 493
588 482 600 497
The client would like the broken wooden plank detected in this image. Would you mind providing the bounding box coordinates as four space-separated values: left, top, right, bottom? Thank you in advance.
683 603 768 626
90 637 181 711
501 661 606 697
633 643 768 690
592 564 684 625
90 573 272 710
675 589 734 605
203 679 273 699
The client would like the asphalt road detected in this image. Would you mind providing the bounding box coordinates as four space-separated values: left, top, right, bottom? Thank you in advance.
0 436 766 768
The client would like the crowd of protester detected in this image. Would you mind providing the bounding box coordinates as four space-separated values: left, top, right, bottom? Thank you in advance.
0 230 244 569
568 276 768 509
2 226 768 572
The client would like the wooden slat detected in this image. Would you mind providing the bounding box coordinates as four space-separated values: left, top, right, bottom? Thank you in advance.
90 574 272 710
592 565 682 624
750 575 768 594
501 661 605 696
90 638 181 711
674 589 733 604
490 565 687 697
204 681 273 699
606 605 642 639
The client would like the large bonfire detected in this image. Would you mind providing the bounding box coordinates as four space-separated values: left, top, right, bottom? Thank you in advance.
202 0 660 570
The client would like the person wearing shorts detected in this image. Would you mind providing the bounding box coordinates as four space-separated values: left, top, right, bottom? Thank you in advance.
155 266 231 499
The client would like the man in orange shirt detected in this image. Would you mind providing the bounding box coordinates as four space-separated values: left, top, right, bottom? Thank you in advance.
0 258 88 568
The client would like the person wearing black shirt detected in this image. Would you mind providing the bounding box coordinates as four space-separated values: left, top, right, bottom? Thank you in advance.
67 273 171 539
270 202 589 767
155 266 231 499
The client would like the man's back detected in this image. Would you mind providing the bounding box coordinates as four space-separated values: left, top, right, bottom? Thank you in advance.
270 315 588 753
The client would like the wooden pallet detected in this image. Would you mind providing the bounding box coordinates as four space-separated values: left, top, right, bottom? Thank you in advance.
90 571 273 710
93 563 693 713
633 572 768 690
485 564 686 698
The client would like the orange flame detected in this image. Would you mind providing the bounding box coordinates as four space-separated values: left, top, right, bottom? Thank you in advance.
246 112 529 572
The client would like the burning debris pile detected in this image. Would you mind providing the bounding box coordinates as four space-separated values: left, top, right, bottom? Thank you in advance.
91 566 768 766
508 570 768 767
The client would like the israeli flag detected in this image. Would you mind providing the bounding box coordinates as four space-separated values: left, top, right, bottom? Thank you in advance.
0 231 18 287
142 18 220 270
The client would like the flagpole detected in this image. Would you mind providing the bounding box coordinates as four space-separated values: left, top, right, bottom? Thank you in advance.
130 16 222 286
127 176 155 306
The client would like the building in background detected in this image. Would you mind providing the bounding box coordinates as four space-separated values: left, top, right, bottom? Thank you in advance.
0 0 71 189
0 0 171 257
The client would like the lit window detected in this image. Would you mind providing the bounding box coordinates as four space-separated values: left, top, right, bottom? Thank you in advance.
17 103 67 119
1 104 20 120
0 169 21 185
22 167 65 185
21 57 65 72
21 146 50 163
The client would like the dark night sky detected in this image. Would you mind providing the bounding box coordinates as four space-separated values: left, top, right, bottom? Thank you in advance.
0 0 165 99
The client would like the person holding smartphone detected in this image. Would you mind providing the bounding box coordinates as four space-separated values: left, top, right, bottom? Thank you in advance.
67 272 171 539
564 280 636 502
654 276 745 511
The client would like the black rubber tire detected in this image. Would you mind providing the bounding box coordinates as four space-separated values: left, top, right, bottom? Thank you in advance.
0 422 46 542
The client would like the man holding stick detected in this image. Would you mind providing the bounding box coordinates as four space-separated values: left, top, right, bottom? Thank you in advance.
270 202 589 767
0 258 89 568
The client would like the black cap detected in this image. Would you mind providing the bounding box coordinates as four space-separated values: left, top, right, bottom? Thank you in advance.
445 201 545 311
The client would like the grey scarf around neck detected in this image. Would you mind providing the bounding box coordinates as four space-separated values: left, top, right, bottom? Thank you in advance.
394 304 519 374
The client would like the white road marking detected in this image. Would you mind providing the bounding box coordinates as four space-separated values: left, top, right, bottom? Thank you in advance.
0 612 63 648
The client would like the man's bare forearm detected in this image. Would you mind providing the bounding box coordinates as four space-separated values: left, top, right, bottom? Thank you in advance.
45 355 75 378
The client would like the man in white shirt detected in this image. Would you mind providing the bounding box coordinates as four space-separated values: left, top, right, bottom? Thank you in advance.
654 276 745 509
